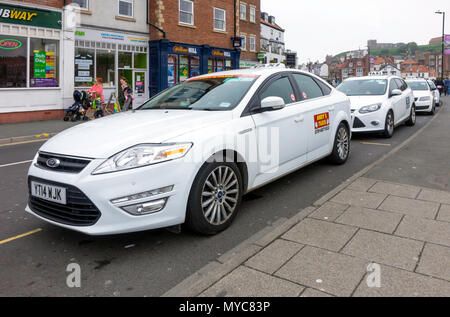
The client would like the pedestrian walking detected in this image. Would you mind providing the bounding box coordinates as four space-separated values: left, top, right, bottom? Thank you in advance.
444 77 450 96
88 78 105 103
118 76 127 109
120 78 133 111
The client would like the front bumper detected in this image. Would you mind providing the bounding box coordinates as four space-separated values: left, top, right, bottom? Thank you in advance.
415 100 433 112
26 157 200 235
350 110 385 133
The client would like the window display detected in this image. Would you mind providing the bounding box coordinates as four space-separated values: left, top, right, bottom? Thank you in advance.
0 36 27 88
30 38 59 87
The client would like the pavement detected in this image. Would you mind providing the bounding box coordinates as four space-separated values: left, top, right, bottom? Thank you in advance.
165 97 450 297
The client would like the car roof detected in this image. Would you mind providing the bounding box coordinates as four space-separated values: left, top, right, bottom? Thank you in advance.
405 78 428 82
343 75 399 81
192 67 315 80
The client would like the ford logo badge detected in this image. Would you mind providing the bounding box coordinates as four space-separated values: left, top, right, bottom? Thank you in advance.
46 158 61 168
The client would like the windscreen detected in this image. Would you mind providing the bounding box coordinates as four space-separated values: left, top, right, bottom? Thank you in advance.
138 75 259 111
337 79 387 96
407 81 429 91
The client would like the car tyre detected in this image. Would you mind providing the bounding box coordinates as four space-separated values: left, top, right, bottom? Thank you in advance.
405 105 416 126
329 122 350 165
383 111 394 138
186 161 243 235
429 104 436 116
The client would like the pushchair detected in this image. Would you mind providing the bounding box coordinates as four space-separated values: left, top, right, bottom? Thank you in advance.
63 90 91 122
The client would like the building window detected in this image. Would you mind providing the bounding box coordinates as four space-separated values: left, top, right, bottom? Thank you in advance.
179 0 194 25
214 8 226 32
72 0 88 10
240 3 246 20
30 38 59 87
249 6 256 23
118 0 133 17
75 48 95 87
240 35 247 51
249 36 256 52
0 36 27 88
96 50 115 87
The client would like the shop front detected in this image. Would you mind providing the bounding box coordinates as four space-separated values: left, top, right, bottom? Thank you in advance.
149 39 240 96
74 28 149 107
0 2 64 123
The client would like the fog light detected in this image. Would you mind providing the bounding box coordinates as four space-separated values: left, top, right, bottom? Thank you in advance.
371 121 380 126
122 198 168 216
111 186 173 205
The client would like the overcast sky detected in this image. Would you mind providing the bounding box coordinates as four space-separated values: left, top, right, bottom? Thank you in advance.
261 0 449 64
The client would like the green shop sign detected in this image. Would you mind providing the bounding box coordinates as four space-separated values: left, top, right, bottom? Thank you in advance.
0 4 61 29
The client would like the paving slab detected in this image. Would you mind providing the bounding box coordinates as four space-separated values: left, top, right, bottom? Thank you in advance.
330 189 387 209
308 201 349 222
275 246 368 297
369 181 421 199
378 196 440 219
282 218 357 252
342 230 423 271
336 206 403 234
245 239 304 275
416 243 450 282
418 188 450 205
354 264 450 297
300 288 334 297
437 204 450 222
200 266 304 297
346 177 377 192
395 216 450 246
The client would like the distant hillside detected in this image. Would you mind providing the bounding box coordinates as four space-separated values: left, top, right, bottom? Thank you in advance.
334 42 442 58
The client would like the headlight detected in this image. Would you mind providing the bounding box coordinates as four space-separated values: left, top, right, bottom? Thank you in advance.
359 103 382 114
419 96 431 101
92 143 193 175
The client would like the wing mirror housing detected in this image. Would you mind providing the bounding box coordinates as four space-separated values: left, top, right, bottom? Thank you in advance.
260 96 286 111
390 89 402 97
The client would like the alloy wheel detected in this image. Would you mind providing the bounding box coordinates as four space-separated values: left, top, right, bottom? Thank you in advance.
336 126 349 160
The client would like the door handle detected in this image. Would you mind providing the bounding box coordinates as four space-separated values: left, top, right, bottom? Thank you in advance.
328 106 335 112
294 115 305 123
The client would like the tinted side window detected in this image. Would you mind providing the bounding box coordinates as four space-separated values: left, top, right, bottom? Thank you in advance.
389 79 400 94
395 79 406 91
316 79 332 95
292 74 323 100
260 77 295 105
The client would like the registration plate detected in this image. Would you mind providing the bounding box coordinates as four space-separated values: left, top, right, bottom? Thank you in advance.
31 181 67 205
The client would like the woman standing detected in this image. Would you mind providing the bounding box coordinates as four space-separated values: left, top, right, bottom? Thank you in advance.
119 77 133 111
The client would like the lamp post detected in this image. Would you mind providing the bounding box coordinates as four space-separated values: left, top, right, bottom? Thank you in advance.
435 10 445 79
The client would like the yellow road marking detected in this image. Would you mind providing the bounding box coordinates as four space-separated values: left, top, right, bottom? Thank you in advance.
0 138 49 148
0 228 42 245
361 142 392 147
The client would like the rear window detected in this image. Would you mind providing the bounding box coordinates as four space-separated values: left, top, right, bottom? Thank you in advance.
407 81 429 91
337 79 387 96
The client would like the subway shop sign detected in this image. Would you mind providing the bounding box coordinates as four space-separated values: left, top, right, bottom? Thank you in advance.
0 4 62 29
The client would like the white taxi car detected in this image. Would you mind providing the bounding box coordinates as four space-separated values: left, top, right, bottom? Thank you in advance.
337 76 416 138
27 67 351 235
406 79 436 115
427 80 440 109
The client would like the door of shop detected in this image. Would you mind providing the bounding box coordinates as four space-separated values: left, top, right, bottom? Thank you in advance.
133 70 147 107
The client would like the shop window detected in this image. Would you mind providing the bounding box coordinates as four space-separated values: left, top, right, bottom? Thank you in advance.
216 59 224 72
72 0 88 10
249 6 256 23
168 55 178 87
30 38 59 88
214 8 226 32
240 3 246 20
0 36 27 88
179 0 194 25
208 59 214 73
119 51 132 68
190 56 200 78
119 0 133 17
96 50 115 87
225 59 232 70
74 48 94 87
179 55 189 82
134 53 147 69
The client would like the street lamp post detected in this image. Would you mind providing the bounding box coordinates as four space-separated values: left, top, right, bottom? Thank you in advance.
435 10 446 79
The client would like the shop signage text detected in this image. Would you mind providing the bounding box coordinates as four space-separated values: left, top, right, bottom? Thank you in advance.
0 4 62 29
0 39 22 50
173 45 198 54
212 50 231 58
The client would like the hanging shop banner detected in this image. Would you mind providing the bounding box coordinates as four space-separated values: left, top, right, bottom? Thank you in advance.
0 4 61 29
445 35 450 56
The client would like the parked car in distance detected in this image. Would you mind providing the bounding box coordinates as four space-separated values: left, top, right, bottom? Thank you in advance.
406 79 436 115
27 66 352 236
337 76 416 138
427 80 440 107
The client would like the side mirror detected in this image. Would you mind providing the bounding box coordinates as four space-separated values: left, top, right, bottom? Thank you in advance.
390 89 402 97
261 96 285 110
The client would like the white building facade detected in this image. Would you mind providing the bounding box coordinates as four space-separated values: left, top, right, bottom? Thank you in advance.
259 12 285 64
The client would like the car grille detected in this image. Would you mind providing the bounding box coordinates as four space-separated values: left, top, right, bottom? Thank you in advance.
36 152 91 174
28 177 101 226
353 117 366 129
416 105 429 110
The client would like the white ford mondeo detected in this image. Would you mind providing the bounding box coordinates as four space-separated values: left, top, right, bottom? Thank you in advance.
27 67 351 235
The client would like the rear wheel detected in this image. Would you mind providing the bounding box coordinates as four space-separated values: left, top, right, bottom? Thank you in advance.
329 122 350 165
383 111 394 138
405 105 416 126
186 162 243 235
429 104 436 115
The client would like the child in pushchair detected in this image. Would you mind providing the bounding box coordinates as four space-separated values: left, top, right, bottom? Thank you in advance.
64 90 91 122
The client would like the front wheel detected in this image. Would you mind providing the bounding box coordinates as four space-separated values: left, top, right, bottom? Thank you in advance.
329 122 350 165
405 105 416 126
186 162 243 235
383 111 394 138
429 104 436 116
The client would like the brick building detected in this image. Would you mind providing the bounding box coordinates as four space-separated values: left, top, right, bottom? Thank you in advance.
336 56 370 83
148 0 260 96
